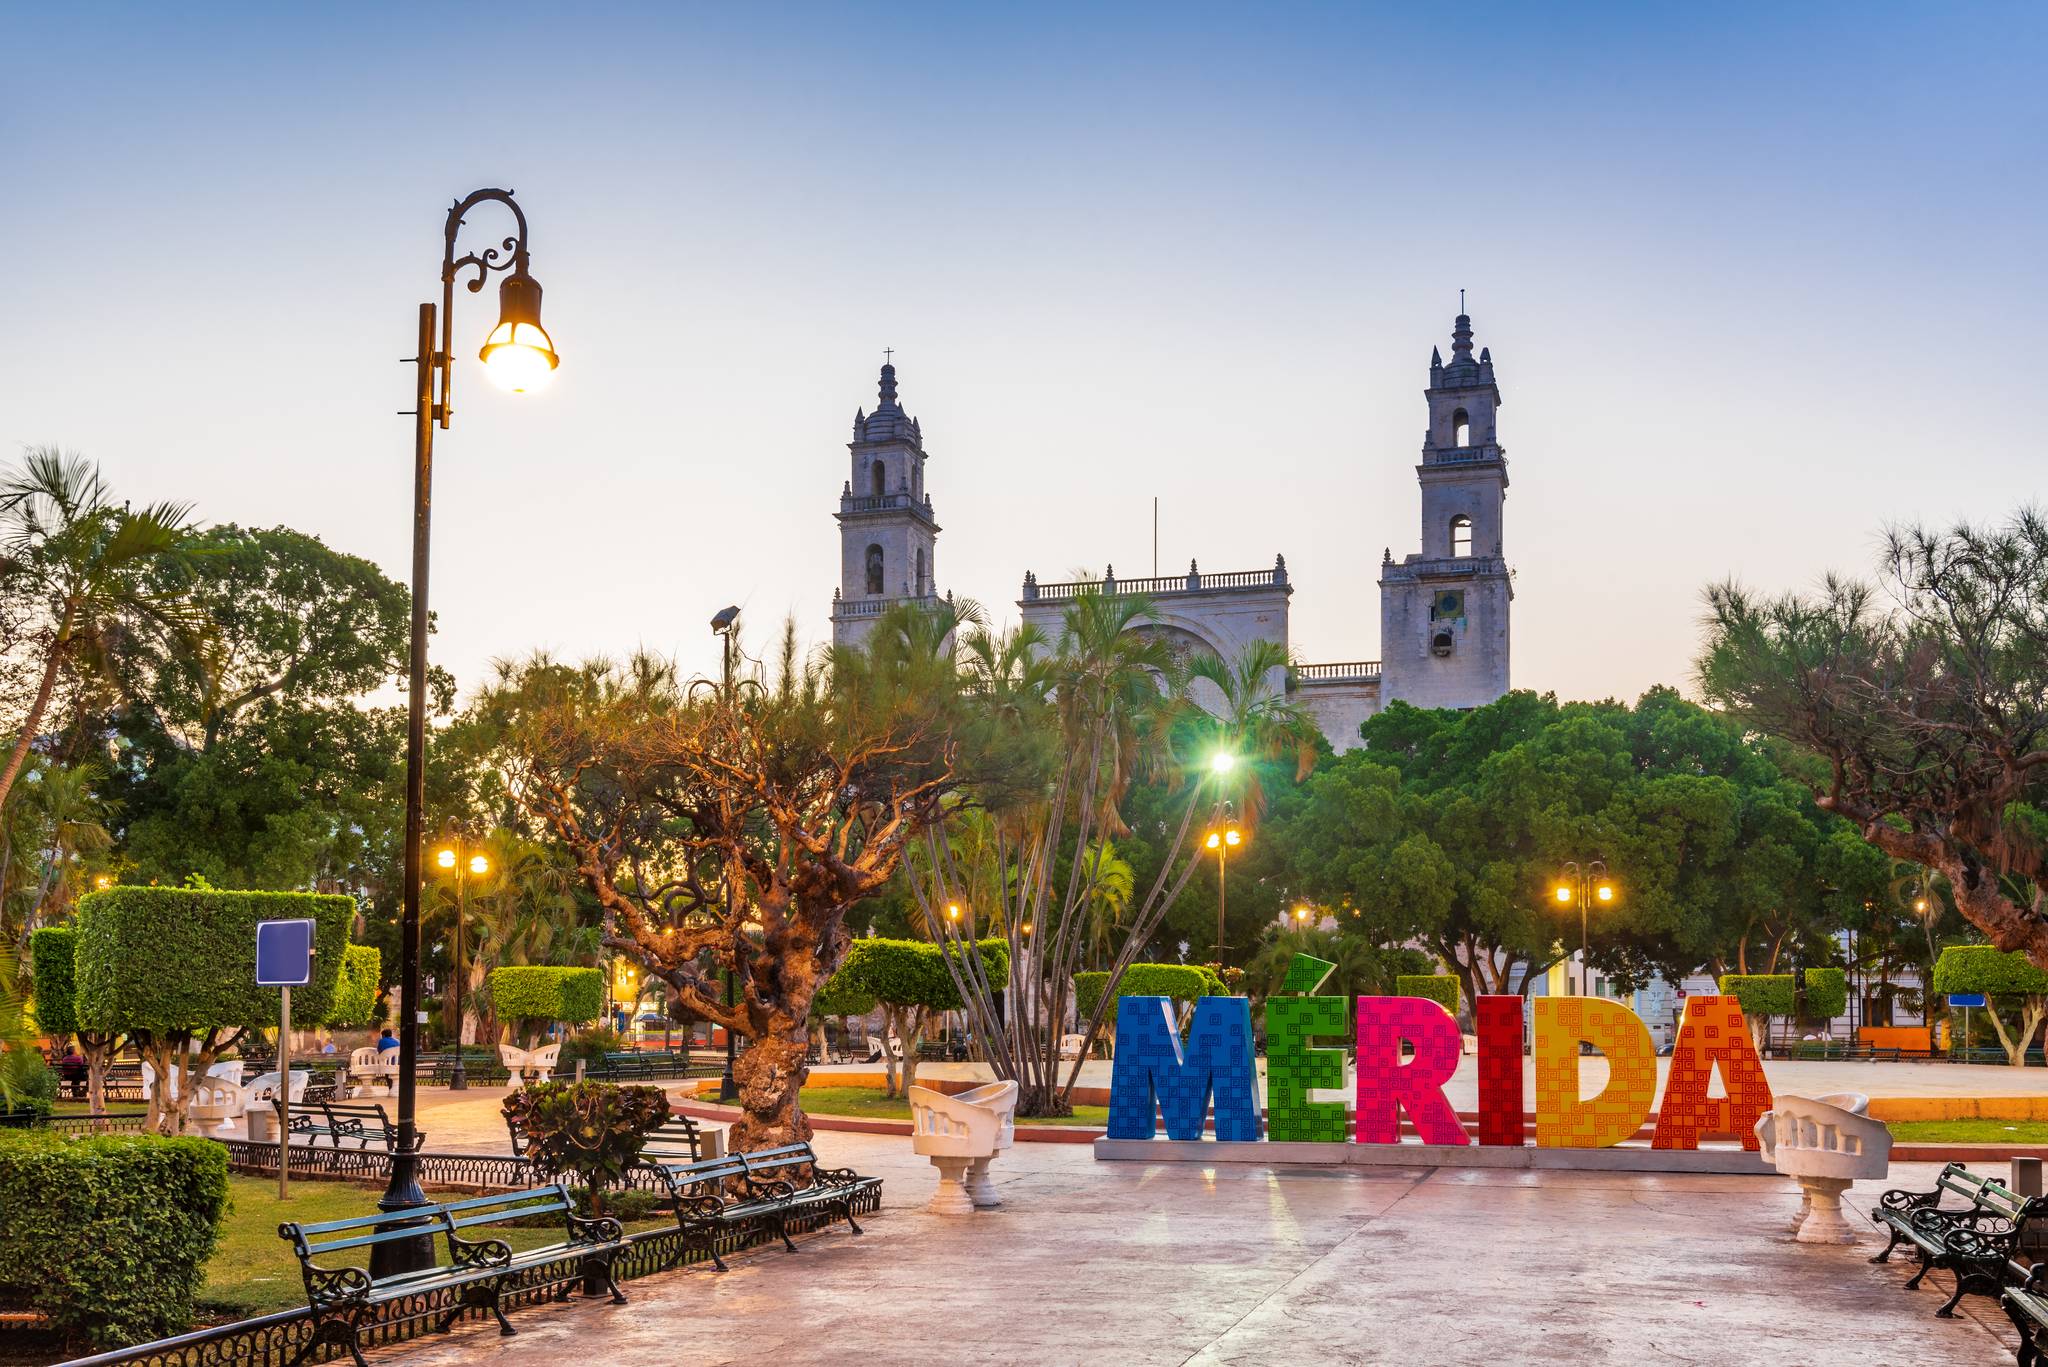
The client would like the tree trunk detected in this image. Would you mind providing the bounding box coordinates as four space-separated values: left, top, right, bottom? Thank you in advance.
1983 996 2046 1067
0 629 67 815
726 1009 810 1152
81 1033 114 1120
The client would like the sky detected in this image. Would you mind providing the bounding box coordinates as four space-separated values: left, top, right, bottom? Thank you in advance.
3 3 2043 707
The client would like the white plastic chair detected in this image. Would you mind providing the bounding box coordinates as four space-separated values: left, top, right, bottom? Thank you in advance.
908 1080 1018 1214
1755 1092 1891 1243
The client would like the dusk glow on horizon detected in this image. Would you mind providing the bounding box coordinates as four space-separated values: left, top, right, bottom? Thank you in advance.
3 3 2041 706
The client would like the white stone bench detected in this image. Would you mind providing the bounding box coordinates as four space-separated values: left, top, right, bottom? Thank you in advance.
909 1080 1018 1214
1755 1091 1892 1243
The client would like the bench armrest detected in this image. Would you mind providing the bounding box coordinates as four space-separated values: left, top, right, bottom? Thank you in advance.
814 1165 863 1186
1877 1186 1944 1214
448 1234 514 1272
300 1261 373 1309
677 1193 727 1220
745 1176 799 1200
567 1211 624 1245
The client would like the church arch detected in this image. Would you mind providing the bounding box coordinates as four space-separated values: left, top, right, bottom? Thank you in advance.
865 544 885 595
1450 515 1473 557
870 461 887 498
1451 408 1470 447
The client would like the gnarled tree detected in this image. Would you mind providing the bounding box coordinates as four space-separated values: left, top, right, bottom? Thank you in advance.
482 604 983 1149
1700 510 2048 968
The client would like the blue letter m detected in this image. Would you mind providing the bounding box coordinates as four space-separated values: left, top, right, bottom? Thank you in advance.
1106 995 1259 1141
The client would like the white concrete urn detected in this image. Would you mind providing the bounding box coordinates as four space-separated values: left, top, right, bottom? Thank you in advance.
1755 1092 1891 1244
908 1080 1018 1215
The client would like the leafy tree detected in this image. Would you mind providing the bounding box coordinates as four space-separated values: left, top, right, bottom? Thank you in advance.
1700 511 2048 968
1932 944 2048 1065
1 759 112 960
828 938 1007 1095
484 605 985 1148
0 449 201 814
73 887 353 1133
1240 927 1428 1010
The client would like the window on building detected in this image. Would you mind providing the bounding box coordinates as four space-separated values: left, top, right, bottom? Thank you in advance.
1450 515 1473 557
1451 408 1470 446
870 462 886 498
915 548 926 593
865 544 885 595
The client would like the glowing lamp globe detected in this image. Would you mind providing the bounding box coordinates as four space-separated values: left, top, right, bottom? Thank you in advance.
469 854 490 876
436 847 457 870
479 270 559 393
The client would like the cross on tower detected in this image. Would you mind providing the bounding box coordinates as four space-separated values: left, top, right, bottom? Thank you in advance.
883 347 894 364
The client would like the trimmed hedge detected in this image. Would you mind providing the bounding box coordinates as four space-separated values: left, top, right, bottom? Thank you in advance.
829 938 1009 1012
325 944 382 1028
1075 963 1227 1026
489 966 604 1023
28 926 81 1037
1717 970 1852 1020
811 973 878 1020
0 1130 229 1348
1932 945 2048 997
1802 967 1848 1020
1395 974 1461 1014
73 888 355 1035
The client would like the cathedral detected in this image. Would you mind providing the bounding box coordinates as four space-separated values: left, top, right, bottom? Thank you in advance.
829 312 1514 750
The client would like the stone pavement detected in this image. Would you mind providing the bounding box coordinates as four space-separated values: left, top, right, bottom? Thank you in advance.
382 1128 2019 1367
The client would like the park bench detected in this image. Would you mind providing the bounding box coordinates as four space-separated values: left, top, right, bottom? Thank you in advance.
424 1051 511 1086
288 1099 423 1152
2004 1263 2048 1367
638 1142 878 1272
278 1182 626 1367
102 1060 144 1103
1871 1163 2046 1315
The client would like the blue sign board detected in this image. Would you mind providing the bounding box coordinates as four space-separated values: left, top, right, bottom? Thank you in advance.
255 919 316 986
1947 992 1988 1009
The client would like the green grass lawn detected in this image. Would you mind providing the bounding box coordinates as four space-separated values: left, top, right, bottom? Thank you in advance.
1886 1118 2048 1144
795 1085 1107 1127
200 1176 669 1318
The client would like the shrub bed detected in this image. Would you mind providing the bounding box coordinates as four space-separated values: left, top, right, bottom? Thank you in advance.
0 1129 229 1349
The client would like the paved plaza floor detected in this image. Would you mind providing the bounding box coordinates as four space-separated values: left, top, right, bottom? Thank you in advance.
383 1120 2022 1367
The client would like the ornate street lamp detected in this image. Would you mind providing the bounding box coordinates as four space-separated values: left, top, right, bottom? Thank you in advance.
1204 803 1246 961
431 830 492 1091
379 188 558 1277
1550 860 1617 997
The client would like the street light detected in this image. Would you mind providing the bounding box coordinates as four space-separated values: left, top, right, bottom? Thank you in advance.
1204 803 1246 961
705 605 759 1105
430 829 491 1091
1550 860 1617 997
1293 904 1313 927
382 188 557 1278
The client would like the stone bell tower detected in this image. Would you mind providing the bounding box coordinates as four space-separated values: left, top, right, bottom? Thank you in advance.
830 360 941 647
1377 310 1512 708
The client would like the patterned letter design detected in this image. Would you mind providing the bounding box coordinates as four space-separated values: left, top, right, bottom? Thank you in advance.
1106 995 1260 1141
1354 996 1469 1145
1652 994 1773 1150
1533 996 1656 1148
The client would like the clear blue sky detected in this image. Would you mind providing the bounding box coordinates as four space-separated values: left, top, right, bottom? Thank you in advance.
3 3 2042 703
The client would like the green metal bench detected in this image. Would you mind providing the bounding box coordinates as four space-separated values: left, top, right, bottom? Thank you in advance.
288 1099 422 1152
1871 1163 2045 1315
279 1182 625 1367
2005 1263 2048 1367
637 1142 878 1272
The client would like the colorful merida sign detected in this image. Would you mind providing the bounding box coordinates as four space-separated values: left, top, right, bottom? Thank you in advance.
1106 955 1772 1150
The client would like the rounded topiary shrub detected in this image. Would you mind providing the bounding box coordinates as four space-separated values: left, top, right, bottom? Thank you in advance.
0 1130 229 1349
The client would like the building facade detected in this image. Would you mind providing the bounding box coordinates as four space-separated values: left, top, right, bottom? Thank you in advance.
830 312 1516 748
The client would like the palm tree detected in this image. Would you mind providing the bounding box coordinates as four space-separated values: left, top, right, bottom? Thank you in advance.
0 449 201 813
428 828 589 1045
1 760 113 960
1079 839 1134 969
1183 637 1321 819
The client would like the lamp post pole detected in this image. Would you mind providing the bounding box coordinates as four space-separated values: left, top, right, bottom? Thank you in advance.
377 189 558 1279
450 839 471 1091
709 607 746 1104
1555 859 1610 997
1204 799 1243 964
